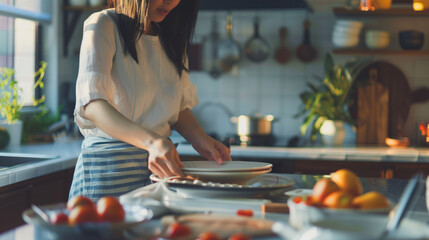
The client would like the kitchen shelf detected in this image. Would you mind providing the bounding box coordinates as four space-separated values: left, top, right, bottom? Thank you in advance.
62 5 108 56
332 48 429 56
333 7 429 17
333 48 429 56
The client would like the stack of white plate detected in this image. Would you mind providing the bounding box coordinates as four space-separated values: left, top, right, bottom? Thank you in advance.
182 161 272 184
332 20 363 48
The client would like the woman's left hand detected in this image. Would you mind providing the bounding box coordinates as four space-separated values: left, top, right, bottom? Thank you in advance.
192 135 232 164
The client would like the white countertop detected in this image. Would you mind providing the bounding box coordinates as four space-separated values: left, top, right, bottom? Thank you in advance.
0 138 82 187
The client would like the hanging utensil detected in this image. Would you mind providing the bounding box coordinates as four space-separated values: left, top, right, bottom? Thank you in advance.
244 17 270 63
202 15 223 79
274 27 292 64
218 12 241 72
296 18 318 63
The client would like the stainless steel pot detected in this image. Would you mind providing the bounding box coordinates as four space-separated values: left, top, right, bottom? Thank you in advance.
230 115 277 136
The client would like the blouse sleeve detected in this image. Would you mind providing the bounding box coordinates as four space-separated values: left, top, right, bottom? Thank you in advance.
74 11 117 129
180 67 199 111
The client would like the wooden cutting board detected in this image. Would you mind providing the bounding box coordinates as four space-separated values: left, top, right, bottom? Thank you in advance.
160 214 275 239
350 61 411 144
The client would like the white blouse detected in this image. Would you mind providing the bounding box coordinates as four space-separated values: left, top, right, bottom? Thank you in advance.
74 9 199 139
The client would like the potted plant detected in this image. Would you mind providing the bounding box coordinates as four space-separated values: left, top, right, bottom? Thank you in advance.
295 53 368 146
0 62 47 147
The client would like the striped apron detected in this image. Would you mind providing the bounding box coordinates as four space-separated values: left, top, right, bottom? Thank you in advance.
68 136 152 202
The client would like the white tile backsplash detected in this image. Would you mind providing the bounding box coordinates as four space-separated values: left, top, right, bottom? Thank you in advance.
58 0 429 144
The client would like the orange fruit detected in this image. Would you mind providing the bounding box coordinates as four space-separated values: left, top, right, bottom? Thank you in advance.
322 191 354 209
352 191 389 209
97 196 125 222
67 196 95 211
312 178 340 204
330 169 363 197
68 205 99 225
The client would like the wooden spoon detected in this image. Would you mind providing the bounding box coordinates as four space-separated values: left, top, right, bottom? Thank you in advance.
274 27 291 64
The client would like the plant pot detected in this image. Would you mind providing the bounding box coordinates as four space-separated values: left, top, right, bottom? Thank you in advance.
0 120 23 147
320 120 346 146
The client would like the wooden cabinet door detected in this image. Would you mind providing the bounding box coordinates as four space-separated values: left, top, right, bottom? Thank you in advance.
0 186 31 233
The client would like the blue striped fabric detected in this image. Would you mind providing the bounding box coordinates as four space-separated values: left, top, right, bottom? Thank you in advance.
68 137 152 201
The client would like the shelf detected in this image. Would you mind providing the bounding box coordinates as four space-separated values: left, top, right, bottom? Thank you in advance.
333 48 429 56
333 7 429 17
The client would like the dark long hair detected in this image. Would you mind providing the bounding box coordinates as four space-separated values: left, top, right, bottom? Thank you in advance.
108 0 199 77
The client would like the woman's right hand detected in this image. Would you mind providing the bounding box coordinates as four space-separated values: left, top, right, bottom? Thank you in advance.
147 138 185 179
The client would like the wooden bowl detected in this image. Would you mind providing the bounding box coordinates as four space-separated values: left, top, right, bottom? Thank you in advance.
385 137 409 148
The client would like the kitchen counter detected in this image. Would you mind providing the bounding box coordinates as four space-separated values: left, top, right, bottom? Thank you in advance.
0 138 82 187
0 173 427 240
1 139 429 188
177 144 429 163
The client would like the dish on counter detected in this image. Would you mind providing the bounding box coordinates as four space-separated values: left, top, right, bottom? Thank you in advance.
182 160 273 172
22 203 152 239
150 173 295 198
183 168 272 184
287 196 394 230
273 213 429 240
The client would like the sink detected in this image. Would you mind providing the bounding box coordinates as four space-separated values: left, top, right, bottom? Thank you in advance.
0 153 59 170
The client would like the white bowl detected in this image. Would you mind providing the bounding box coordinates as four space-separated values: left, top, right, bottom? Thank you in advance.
366 37 390 49
287 196 393 230
332 35 359 48
366 30 390 38
333 25 362 36
335 20 364 30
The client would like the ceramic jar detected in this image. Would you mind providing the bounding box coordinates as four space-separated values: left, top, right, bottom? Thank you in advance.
320 120 346 146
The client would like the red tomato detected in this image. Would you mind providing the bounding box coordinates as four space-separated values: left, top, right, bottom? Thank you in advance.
166 222 191 238
228 233 252 240
293 196 318 206
196 232 221 240
236 209 253 217
51 213 68 225
97 196 125 222
67 196 95 211
68 205 99 225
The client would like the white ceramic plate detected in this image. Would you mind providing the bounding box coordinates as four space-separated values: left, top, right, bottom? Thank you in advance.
22 203 152 239
184 168 272 184
182 161 273 172
151 173 295 198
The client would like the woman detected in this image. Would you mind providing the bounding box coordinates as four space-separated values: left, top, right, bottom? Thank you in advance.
69 0 231 201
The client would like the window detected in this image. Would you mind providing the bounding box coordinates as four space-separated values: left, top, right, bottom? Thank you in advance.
0 0 50 107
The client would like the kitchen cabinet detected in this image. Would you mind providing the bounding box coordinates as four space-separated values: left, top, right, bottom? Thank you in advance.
0 168 75 233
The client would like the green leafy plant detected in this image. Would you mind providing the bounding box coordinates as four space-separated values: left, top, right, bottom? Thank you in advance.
0 62 47 124
295 53 369 142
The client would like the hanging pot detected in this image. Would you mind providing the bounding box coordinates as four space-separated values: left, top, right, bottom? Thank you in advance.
244 17 270 63
217 12 241 72
230 115 277 136
296 18 318 63
202 15 223 78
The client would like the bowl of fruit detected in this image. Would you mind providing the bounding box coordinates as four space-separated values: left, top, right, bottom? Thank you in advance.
22 196 153 239
288 169 393 230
